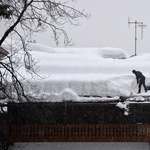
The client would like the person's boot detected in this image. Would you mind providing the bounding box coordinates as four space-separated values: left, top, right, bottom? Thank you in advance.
137 90 141 94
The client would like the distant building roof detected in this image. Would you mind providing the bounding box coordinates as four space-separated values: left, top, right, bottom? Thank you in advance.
0 47 9 59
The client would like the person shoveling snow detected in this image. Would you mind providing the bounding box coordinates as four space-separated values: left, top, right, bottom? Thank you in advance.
132 70 147 94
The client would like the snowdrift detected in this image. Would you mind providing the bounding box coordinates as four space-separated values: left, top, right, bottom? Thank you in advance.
2 40 150 102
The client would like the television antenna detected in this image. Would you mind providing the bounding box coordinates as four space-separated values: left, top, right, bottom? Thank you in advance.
138 23 147 40
128 18 147 56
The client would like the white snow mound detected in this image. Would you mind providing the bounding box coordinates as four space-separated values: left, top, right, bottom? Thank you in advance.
2 39 150 102
50 88 80 102
98 47 129 59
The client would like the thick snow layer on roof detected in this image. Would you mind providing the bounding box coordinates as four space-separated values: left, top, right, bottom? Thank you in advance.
98 47 129 59
2 40 150 102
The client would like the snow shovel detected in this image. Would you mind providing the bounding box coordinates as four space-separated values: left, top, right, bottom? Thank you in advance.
130 83 138 96
130 78 142 96
133 83 138 90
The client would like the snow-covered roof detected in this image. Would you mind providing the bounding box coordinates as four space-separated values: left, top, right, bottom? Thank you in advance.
2 39 150 103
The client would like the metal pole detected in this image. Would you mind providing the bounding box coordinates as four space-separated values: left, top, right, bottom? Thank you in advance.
128 19 145 56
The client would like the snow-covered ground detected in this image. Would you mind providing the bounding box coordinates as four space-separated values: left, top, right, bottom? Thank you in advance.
15 142 149 150
2 39 150 102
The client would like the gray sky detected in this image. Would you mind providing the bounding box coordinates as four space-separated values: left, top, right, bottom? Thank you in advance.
1 0 150 55
35 0 150 55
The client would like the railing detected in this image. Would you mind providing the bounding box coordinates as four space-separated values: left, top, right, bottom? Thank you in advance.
8 124 150 142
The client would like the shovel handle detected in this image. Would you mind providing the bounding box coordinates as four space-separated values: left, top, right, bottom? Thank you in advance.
133 84 138 90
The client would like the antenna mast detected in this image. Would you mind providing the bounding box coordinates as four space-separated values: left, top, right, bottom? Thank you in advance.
128 18 146 56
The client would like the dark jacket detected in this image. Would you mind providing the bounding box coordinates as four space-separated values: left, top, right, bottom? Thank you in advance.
134 71 145 84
